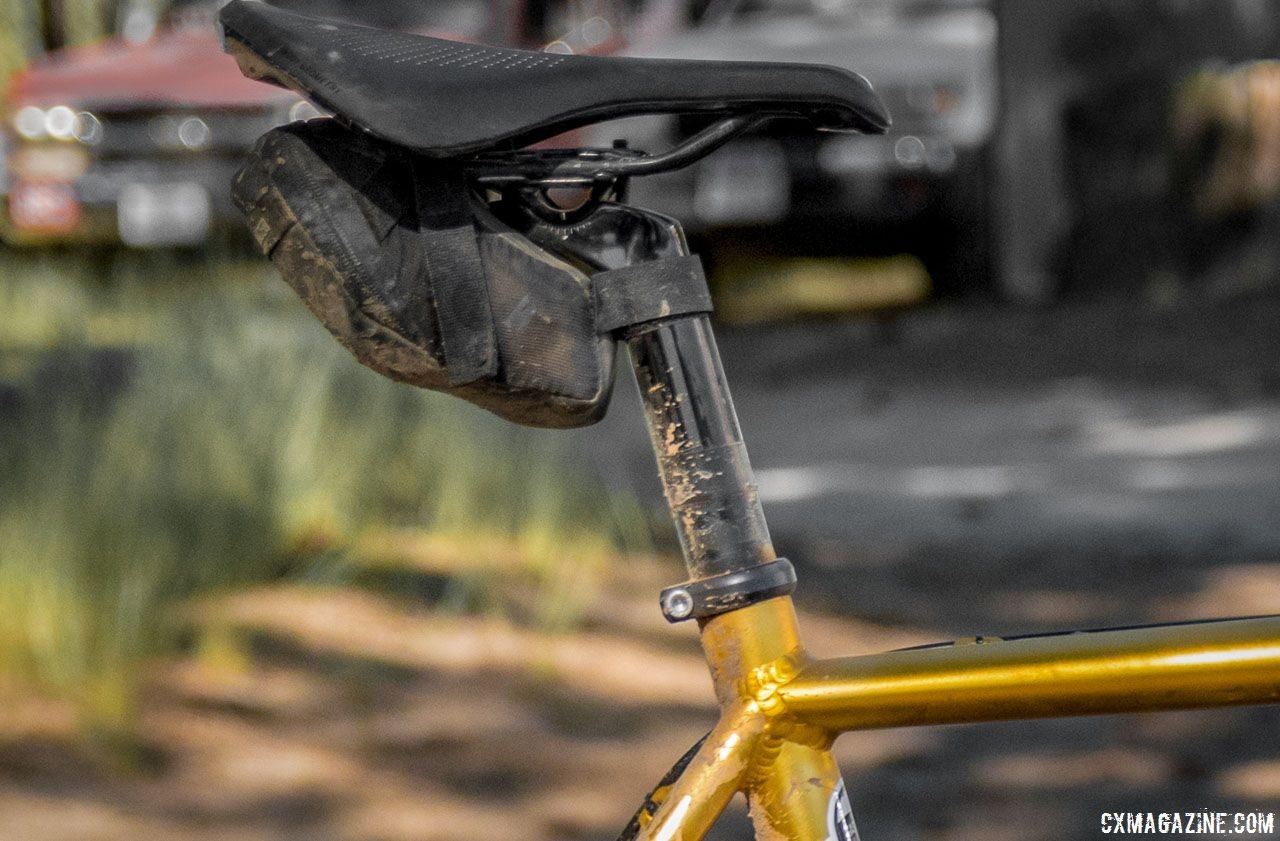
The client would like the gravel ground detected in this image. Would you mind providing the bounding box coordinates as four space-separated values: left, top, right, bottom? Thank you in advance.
4 292 1279 840
573 291 1280 838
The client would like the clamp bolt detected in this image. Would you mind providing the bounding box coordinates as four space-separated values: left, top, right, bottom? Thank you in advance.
662 588 695 621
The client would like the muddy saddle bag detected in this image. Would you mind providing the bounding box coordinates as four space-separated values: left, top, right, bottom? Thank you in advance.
232 119 632 429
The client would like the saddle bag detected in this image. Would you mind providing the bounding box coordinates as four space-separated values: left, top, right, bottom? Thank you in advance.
231 119 618 428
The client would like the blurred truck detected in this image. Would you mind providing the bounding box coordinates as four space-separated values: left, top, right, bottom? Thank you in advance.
616 0 1280 305
615 0 999 298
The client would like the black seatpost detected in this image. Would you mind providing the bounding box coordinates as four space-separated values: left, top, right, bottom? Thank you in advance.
498 199 795 623
628 303 798 624
626 314 776 580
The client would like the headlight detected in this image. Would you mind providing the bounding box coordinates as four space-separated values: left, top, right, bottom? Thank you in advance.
14 106 46 139
11 105 102 144
148 114 212 150
74 112 102 145
44 105 77 139
177 116 211 150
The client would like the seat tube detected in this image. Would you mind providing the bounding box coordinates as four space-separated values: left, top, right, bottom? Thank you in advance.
625 314 776 580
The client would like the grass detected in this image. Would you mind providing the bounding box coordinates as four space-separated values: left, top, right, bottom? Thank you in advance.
0 250 649 737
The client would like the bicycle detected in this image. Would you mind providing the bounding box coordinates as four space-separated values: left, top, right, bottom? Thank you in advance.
219 3 1280 838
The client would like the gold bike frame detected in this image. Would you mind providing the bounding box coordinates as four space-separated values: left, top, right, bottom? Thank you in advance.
636 600 1280 841
513 203 1280 841
620 312 1280 840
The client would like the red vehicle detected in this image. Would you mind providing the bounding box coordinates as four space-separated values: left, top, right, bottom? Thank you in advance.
2 0 656 247
2 2 309 246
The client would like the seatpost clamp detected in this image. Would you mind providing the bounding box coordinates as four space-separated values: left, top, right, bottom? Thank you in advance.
659 558 797 623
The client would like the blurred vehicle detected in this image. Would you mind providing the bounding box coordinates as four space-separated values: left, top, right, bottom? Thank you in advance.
614 0 998 296
1 0 307 247
2 0 645 248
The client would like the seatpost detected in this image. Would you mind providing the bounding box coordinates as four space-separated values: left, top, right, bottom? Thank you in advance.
626 287 800 624
625 315 775 579
500 199 796 623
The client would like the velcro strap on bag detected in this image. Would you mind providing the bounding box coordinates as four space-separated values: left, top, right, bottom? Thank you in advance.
592 256 713 333
412 160 499 385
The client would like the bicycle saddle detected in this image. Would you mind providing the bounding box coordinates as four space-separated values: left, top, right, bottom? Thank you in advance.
219 1 889 158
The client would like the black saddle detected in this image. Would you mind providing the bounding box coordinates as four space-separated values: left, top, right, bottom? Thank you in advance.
219 1 889 158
